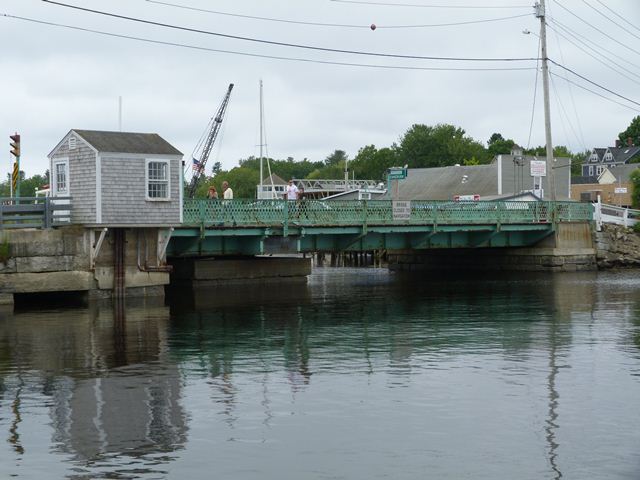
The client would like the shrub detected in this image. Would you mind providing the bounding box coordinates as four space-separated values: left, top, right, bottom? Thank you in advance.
0 237 9 263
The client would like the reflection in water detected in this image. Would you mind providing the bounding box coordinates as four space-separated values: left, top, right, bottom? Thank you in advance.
0 299 187 478
0 269 638 478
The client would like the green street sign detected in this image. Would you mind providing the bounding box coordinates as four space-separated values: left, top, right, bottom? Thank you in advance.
388 167 407 180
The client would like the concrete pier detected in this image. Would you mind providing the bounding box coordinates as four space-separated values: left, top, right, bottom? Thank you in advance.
0 227 170 305
388 223 597 272
169 256 312 287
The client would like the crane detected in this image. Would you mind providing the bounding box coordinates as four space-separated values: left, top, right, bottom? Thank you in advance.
187 83 234 198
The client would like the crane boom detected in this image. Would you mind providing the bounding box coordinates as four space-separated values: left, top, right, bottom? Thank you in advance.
188 83 234 198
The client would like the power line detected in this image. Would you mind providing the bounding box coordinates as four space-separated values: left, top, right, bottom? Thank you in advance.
553 0 640 58
549 59 640 108
593 0 640 35
549 72 584 151
525 39 540 150
549 71 638 112
40 1 539 63
580 0 640 42
1 14 537 72
546 21 640 87
146 0 531 29
329 0 531 8
547 17 640 77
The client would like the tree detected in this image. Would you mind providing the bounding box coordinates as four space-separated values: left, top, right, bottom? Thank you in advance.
350 145 400 180
630 168 640 209
398 123 489 168
618 116 640 146
324 149 348 166
211 161 222 175
487 132 516 158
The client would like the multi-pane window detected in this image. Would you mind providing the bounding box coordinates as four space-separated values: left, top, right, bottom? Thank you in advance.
146 160 169 200
55 162 68 194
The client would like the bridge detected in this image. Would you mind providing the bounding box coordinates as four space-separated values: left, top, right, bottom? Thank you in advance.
168 199 593 257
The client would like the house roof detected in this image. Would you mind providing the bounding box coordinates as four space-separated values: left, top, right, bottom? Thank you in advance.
261 173 287 185
609 146 640 164
604 164 640 182
394 164 498 200
73 129 182 155
572 175 598 185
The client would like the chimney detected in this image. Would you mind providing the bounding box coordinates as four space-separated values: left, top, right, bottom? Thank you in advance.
615 139 621 148
627 137 633 147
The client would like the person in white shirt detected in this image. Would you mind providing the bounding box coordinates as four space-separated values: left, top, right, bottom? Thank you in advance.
222 181 233 199
285 179 298 200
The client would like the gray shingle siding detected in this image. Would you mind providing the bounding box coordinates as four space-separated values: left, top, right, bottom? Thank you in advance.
50 134 97 224
100 156 181 225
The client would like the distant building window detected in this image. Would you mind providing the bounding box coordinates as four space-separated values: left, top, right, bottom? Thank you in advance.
53 159 68 195
604 153 613 162
146 159 170 200
589 166 594 176
68 137 76 150
596 166 604 175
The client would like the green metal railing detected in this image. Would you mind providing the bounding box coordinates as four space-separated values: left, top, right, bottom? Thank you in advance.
182 199 593 227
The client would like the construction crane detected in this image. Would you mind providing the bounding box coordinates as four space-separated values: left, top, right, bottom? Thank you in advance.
187 83 234 198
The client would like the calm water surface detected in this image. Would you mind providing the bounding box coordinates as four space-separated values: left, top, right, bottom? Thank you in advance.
0 268 639 479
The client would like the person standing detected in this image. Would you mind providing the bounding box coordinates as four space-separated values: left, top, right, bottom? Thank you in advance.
207 185 218 199
222 181 233 199
285 179 298 200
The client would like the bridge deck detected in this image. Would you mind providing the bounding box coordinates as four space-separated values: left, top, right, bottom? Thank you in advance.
169 200 593 256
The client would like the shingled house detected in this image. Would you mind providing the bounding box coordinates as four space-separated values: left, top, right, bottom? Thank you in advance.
48 129 183 226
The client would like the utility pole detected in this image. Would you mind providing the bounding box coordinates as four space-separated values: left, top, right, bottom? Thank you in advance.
536 0 556 201
259 79 264 199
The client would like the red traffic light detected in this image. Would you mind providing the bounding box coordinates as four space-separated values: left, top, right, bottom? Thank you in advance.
10 133 20 157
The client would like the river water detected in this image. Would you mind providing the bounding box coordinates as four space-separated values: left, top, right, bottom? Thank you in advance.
0 268 639 479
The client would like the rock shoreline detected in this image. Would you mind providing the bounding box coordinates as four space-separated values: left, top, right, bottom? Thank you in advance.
594 224 640 269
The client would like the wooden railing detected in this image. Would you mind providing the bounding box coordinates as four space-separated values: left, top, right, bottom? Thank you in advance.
0 196 72 229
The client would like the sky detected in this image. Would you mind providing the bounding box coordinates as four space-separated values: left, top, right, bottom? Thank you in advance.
1 0 639 181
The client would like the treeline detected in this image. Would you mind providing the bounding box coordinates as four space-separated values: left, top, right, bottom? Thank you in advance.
196 123 589 198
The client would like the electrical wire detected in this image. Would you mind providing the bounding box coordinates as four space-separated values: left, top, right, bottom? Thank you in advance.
546 21 640 86
593 0 640 35
579 0 640 43
553 0 640 58
549 59 640 108
329 0 531 8
549 72 638 112
1 14 538 72
145 0 531 29
40 1 539 63
549 72 583 151
526 38 541 150
547 16 640 74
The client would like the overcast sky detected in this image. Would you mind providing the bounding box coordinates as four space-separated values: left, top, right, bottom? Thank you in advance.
1 0 639 180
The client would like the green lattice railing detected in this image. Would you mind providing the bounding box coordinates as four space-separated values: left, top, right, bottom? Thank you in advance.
182 199 593 228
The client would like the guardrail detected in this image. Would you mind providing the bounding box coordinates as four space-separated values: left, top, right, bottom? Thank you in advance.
183 199 593 227
0 196 72 229
594 200 639 230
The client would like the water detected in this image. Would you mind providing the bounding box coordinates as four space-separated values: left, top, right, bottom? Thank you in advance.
0 268 639 479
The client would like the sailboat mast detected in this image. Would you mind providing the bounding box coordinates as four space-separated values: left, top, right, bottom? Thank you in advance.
259 79 264 199
536 0 556 201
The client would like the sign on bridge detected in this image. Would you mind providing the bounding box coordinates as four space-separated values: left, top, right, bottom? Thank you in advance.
392 200 411 220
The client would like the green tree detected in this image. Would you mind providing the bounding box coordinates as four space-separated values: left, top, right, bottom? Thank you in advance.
618 116 640 146
487 132 516 158
398 123 489 168
350 145 400 180
324 149 348 166
630 168 640 209
211 161 222 175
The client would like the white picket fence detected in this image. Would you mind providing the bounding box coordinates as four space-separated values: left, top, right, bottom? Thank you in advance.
594 198 639 231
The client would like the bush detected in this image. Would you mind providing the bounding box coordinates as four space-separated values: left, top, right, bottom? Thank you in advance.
0 237 9 263
630 168 640 209
633 222 640 234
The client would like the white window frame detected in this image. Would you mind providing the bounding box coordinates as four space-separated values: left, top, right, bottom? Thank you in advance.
52 158 69 196
596 165 604 175
588 166 594 176
145 158 171 201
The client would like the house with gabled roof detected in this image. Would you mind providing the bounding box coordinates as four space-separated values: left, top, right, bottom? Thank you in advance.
582 140 640 177
48 129 183 226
